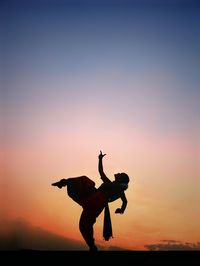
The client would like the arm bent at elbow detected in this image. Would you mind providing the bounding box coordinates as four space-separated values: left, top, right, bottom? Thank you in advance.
115 193 127 214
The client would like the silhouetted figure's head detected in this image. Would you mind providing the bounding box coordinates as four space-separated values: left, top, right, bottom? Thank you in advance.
114 173 130 190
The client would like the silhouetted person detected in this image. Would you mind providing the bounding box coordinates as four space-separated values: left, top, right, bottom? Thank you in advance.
52 151 130 251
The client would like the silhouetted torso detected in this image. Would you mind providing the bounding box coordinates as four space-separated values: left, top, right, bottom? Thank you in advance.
98 182 124 202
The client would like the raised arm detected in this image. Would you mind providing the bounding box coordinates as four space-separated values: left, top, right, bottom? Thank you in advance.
98 151 111 183
115 192 128 214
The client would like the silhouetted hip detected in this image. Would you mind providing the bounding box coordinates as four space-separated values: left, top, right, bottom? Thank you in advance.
80 191 107 216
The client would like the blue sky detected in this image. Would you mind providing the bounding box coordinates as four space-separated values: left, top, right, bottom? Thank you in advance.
2 0 199 145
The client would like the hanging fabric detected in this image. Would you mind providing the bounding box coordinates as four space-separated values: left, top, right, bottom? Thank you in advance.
103 203 113 241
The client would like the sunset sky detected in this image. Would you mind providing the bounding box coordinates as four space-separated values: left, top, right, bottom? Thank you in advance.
1 0 200 250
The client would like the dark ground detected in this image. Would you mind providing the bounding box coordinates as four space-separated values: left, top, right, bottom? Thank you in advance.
1 250 200 266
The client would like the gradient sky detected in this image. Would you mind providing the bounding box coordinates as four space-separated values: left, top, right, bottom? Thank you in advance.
1 0 200 250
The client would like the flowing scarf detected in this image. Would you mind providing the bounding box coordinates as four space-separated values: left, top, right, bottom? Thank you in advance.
103 204 113 241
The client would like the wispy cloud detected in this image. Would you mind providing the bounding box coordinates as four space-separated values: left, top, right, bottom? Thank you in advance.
144 240 200 251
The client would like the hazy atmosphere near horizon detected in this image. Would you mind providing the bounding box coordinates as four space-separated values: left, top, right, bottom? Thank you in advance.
1 0 200 251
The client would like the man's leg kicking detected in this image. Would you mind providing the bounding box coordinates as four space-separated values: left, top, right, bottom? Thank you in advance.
52 178 69 188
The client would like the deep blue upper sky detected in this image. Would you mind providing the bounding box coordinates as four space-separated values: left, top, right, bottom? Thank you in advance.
1 0 199 147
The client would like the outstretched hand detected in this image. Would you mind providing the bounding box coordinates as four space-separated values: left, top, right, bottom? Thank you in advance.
115 208 124 214
98 150 106 160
